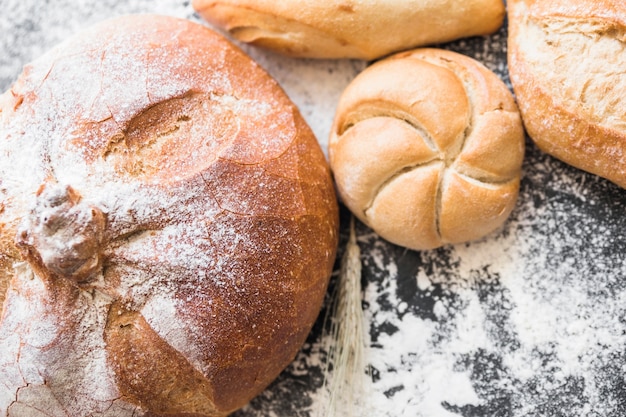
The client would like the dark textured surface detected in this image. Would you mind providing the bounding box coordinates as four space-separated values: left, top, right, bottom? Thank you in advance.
2 1 626 416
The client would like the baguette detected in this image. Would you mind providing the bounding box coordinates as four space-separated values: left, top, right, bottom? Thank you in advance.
193 0 506 59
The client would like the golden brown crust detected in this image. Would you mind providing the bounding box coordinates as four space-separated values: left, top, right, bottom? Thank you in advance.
329 48 524 250
508 0 626 188
104 303 221 416
0 14 338 416
192 0 506 59
516 0 626 24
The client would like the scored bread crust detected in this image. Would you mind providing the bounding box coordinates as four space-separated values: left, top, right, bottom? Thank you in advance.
192 0 506 60
0 14 338 416
329 48 525 250
508 0 626 188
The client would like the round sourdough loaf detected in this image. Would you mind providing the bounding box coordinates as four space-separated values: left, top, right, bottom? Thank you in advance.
508 0 626 189
0 14 338 416
329 48 525 251
192 0 506 60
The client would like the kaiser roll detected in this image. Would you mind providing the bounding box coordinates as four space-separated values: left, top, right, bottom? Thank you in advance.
329 48 525 251
508 0 626 188
192 0 506 60
0 14 338 416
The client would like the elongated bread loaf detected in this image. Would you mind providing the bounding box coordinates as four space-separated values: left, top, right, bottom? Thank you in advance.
193 0 506 59
0 14 338 416
329 48 524 250
508 0 626 188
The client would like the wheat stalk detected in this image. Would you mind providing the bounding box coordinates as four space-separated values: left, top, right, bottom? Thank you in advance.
322 215 367 417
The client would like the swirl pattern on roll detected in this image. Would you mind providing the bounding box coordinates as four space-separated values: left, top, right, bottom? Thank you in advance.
329 48 525 250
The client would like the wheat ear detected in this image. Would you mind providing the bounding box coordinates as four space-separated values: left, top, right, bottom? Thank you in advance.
323 216 367 417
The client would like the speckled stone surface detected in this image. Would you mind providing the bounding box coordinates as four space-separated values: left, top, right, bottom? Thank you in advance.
2 1 626 416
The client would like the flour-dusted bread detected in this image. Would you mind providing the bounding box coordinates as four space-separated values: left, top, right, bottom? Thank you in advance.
329 48 524 251
192 0 506 60
508 0 626 188
0 14 338 416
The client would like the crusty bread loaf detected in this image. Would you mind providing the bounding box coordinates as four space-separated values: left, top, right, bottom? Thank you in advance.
192 0 506 60
329 48 524 251
508 0 626 188
0 14 338 416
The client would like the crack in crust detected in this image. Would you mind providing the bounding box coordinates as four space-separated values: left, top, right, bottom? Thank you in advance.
338 102 441 154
